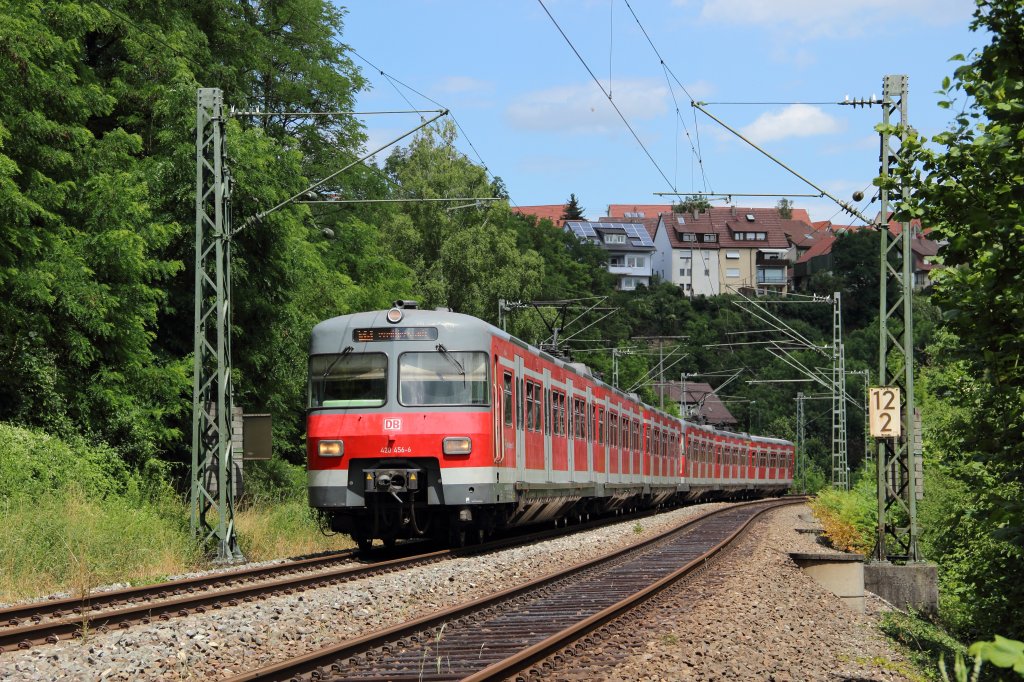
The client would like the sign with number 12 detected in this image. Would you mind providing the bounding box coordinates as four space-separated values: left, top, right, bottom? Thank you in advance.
869 387 901 438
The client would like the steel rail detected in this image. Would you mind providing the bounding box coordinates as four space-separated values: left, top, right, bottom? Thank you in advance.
0 549 359 628
466 498 799 681
0 506 668 653
226 497 804 681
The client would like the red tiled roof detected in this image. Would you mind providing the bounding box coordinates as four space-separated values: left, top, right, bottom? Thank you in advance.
657 207 793 252
512 205 570 227
796 233 836 264
662 382 737 426
789 208 813 225
606 204 673 219
778 219 821 248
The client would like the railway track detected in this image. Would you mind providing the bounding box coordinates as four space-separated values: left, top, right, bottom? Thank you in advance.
228 496 803 681
0 504 666 654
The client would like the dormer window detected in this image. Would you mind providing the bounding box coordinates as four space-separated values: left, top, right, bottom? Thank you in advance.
604 233 627 244
734 232 745 240
681 233 696 242
703 233 717 242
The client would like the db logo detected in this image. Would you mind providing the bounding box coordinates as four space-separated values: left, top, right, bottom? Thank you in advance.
384 418 402 430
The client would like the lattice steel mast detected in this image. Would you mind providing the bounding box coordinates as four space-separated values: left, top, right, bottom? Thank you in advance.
832 292 848 489
874 75 920 562
191 88 242 562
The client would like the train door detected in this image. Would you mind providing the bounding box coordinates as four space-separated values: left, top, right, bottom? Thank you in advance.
514 355 526 483
498 359 516 471
610 405 618 481
585 387 594 485
523 375 544 477
542 370 552 484
550 386 567 477
572 394 587 480
565 380 576 482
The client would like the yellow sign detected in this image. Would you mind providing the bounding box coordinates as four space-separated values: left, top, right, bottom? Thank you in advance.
869 387 902 438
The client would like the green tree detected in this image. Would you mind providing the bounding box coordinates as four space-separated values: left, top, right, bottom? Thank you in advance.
672 195 711 214
561 193 585 221
895 0 1024 640
776 197 793 219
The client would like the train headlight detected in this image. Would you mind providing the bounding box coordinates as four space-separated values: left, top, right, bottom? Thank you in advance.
318 440 344 457
386 307 403 323
442 437 472 455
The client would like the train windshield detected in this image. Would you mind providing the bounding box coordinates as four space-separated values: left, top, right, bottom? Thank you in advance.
309 352 387 408
399 351 489 406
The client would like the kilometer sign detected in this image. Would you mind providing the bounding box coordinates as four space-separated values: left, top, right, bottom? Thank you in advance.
869 387 901 438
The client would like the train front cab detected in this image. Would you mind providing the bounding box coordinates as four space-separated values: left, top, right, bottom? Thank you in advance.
306 309 503 548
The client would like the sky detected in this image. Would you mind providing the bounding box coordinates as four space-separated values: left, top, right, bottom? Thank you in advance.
339 0 981 223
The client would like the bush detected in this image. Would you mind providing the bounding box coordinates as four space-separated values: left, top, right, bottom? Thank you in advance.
0 485 201 600
809 463 877 555
0 424 352 601
880 611 969 681
0 423 133 500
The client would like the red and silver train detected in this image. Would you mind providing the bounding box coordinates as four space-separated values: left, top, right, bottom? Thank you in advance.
307 302 794 549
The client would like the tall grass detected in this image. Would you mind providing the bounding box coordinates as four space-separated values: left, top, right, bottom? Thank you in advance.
0 424 351 603
0 487 201 600
809 463 878 555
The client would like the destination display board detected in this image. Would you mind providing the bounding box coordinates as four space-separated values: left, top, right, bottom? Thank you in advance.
353 327 438 342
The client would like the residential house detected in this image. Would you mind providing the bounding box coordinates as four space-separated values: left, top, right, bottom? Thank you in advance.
652 207 791 295
608 203 813 225
660 382 738 427
564 220 656 290
512 204 571 227
651 210 721 295
792 219 941 290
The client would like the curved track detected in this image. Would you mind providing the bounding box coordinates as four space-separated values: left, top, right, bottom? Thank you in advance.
228 497 804 681
0 504 673 653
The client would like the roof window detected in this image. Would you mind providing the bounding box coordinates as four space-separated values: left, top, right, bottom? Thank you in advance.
745 213 756 222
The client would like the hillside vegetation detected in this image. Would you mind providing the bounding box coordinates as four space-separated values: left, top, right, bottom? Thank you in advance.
0 0 1021 663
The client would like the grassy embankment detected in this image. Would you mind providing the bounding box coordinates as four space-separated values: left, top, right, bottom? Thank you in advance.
809 466 971 680
0 423 351 603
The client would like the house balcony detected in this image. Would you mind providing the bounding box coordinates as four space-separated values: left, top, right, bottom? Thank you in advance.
607 264 652 277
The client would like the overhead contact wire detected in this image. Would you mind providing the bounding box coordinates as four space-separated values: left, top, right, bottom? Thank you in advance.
536 0 676 192
622 0 711 193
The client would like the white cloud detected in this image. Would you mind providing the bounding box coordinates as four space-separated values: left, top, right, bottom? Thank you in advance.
506 79 669 134
740 104 843 143
698 0 971 39
433 76 493 95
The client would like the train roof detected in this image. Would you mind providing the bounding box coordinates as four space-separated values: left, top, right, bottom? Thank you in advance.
311 307 681 420
312 307 793 447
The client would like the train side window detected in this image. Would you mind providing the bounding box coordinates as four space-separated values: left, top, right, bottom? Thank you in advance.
543 388 550 435
528 378 536 428
525 381 543 432
503 372 513 427
559 392 567 436
588 402 595 442
572 397 586 440
516 376 523 431
597 407 605 444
